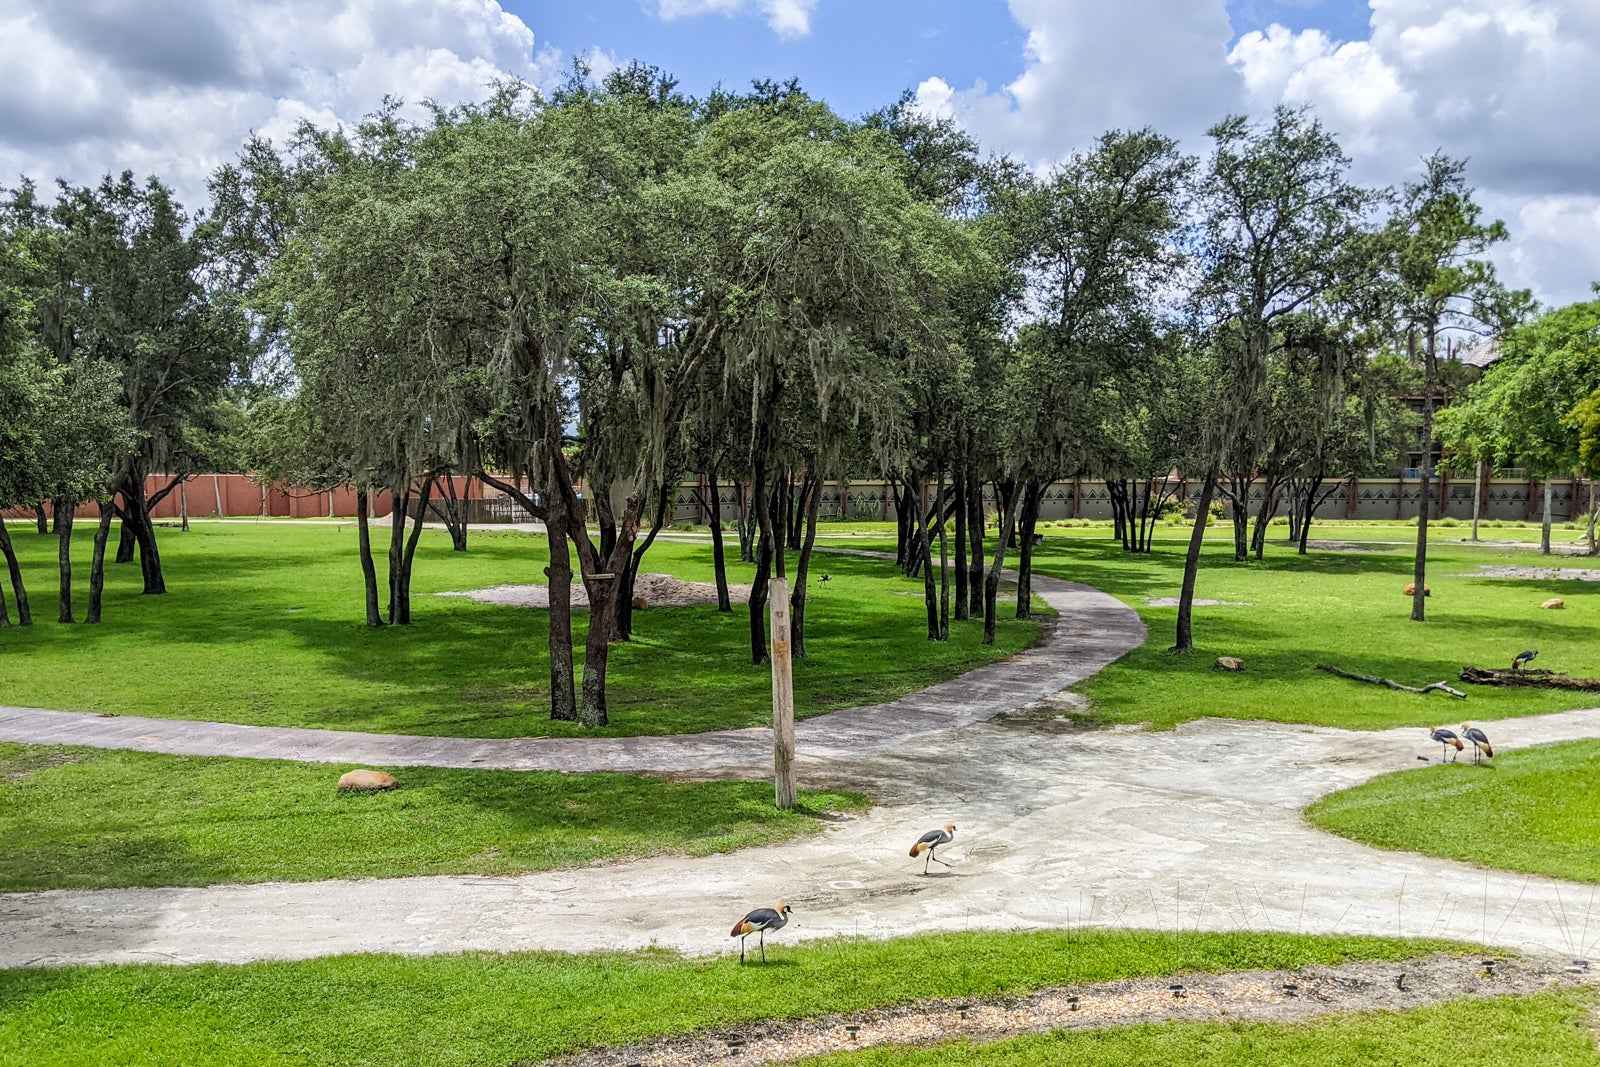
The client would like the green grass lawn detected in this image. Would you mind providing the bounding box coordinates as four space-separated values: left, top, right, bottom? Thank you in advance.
0 930 1461 1067
0 742 866 890
1307 739 1600 884
792 990 1600 1067
820 522 1598 731
0 522 1039 738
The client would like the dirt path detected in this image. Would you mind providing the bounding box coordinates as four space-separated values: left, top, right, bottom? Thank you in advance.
558 953 1597 1067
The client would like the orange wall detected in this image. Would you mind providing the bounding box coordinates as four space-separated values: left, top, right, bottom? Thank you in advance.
3 474 482 521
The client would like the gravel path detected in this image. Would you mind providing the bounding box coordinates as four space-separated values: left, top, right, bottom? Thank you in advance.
558 953 1598 1067
6 559 1600 973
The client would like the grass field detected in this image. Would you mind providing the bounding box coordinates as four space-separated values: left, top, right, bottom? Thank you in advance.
0 742 866 890
792 990 1600 1067
0 930 1461 1067
1307 739 1600 884
0 522 1039 738
819 523 1598 731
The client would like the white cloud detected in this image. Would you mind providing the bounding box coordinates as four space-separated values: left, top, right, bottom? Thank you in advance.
1226 0 1600 302
655 0 819 40
918 0 1600 305
914 0 1243 168
0 0 564 209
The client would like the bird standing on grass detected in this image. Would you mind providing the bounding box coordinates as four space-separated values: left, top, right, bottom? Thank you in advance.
909 824 957 874
1513 649 1539 671
1429 727 1464 762
1460 723 1494 765
730 901 791 963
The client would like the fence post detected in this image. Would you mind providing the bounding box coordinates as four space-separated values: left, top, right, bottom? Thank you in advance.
769 576 796 810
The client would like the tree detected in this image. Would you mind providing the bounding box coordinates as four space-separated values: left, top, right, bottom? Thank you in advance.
1388 154 1525 617
1440 298 1600 554
12 174 249 596
1178 107 1374 651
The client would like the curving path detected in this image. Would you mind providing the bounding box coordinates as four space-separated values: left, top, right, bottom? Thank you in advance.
6 570 1600 972
0 572 1138 775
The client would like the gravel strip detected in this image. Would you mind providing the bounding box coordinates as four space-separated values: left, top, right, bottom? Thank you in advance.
556 953 1596 1067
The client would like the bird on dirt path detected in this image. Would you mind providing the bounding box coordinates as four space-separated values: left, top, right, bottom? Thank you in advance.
1512 649 1539 671
909 824 957 874
1429 726 1464 762
730 901 791 963
1460 723 1494 765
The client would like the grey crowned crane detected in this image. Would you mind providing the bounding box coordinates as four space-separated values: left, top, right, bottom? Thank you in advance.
1460 722 1494 765
909 824 956 874
730 901 791 963
1513 649 1539 670
1429 726 1464 762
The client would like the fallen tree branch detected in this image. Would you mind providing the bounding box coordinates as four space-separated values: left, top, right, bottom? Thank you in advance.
1316 664 1466 699
1459 665 1600 691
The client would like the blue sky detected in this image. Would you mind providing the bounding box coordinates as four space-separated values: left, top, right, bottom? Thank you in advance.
516 0 1374 120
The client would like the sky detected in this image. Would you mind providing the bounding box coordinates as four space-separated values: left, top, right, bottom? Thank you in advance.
1 0 1596 305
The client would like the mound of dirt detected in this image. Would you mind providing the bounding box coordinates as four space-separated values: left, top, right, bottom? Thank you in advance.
437 573 751 610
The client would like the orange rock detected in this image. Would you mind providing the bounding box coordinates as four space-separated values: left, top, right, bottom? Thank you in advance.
1403 583 1431 597
1215 656 1245 672
338 769 399 792
1542 598 1565 610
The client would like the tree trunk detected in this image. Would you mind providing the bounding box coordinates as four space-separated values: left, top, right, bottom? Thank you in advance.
707 468 732 613
790 474 820 657
953 468 969 621
1173 467 1219 653
570 478 646 728
34 503 48 535
115 510 137 563
983 479 1020 646
120 475 166 594
386 488 408 624
1015 477 1041 619
735 479 756 563
1227 475 1251 563
426 475 470 552
86 501 114 624
616 481 672 642
395 477 434 626
748 467 776 665
1411 330 1436 623
936 469 950 639
1250 476 1280 560
967 476 985 617
55 501 75 623
1540 479 1553 555
1298 475 1325 555
356 490 384 627
894 477 916 576
544 496 578 722
913 476 940 641
0 516 30 627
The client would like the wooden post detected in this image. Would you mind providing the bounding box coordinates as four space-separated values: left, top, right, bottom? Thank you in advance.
1471 459 1484 540
769 576 796 810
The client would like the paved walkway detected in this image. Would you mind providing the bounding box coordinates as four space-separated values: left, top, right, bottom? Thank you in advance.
5 564 1600 971
0 572 1140 776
